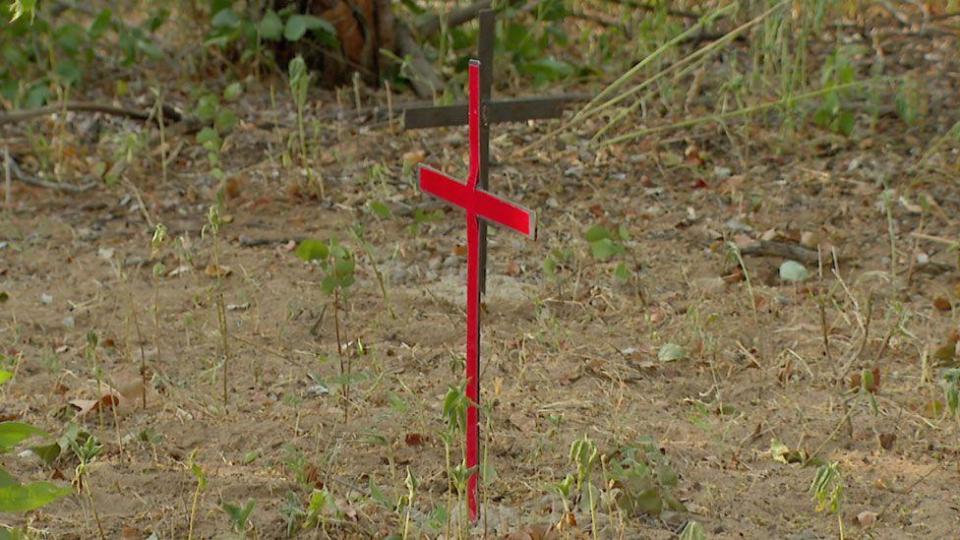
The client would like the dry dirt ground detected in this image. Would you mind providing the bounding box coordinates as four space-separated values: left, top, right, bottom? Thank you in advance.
3 22 960 540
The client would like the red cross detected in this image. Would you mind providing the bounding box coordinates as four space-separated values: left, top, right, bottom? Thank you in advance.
418 59 536 521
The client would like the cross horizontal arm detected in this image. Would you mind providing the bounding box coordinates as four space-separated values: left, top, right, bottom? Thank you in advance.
420 166 536 238
403 96 572 130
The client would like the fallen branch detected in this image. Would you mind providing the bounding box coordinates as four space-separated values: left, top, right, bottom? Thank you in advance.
416 0 497 38
5 154 97 193
0 100 183 127
600 0 703 20
739 240 828 265
395 22 446 99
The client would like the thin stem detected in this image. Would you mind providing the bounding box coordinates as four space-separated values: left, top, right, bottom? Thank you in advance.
132 304 147 409
334 288 345 422
217 292 229 406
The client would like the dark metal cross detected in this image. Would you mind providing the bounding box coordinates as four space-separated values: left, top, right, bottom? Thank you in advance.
404 9 569 292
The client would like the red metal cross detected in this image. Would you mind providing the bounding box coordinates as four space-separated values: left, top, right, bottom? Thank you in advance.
418 59 536 521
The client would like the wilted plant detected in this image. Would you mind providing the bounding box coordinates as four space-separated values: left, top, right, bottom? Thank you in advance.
187 450 208 540
810 461 844 539
399 467 417 540
570 435 600 540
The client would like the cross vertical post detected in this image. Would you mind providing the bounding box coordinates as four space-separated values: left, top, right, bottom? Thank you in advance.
417 60 536 522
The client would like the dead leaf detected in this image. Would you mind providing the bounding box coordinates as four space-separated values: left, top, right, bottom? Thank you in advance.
402 150 425 168
878 432 896 450
70 394 121 417
800 231 821 248
933 296 952 312
167 265 192 277
404 433 426 447
227 303 251 311
204 264 232 278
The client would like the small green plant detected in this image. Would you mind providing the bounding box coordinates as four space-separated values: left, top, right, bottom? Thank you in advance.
222 499 256 537
303 488 338 533
288 55 323 198
71 433 105 539
943 369 960 419
813 47 858 136
281 490 306 537
295 239 356 421
204 2 336 72
1 3 164 107
187 450 208 540
604 438 685 517
551 473 576 524
810 461 844 539
195 82 242 198
584 224 634 282
0 373 73 515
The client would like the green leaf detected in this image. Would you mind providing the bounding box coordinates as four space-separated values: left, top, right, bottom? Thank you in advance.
88 8 113 40
657 343 686 363
521 57 574 85
614 261 630 282
29 442 61 465
0 468 15 488
196 127 221 151
0 481 72 512
0 371 10 386
223 82 242 101
0 422 47 453
258 10 283 40
369 201 391 219
284 14 333 42
195 94 219 121
0 292 7 303
836 110 855 136
590 238 622 261
295 239 329 262
214 108 238 133
779 260 809 283
211 8 241 30
320 274 338 295
584 225 612 243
